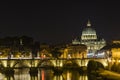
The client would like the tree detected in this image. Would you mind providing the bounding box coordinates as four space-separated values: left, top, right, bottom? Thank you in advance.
87 60 97 73
87 60 104 74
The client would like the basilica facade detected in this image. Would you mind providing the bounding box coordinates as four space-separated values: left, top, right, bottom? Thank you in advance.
72 20 106 58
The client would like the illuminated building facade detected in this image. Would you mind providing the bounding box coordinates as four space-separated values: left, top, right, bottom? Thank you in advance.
112 40 120 59
61 44 87 58
100 42 120 66
101 41 120 59
72 20 106 58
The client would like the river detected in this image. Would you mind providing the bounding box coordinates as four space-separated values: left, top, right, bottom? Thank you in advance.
0 68 104 80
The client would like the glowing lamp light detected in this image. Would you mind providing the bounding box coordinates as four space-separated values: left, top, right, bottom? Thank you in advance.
43 55 46 58
113 59 115 62
118 60 120 63
68 54 71 59
0 52 2 54
107 58 111 62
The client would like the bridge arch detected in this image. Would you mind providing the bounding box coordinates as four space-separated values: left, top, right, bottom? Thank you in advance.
93 59 108 67
37 59 54 68
62 59 79 67
87 59 108 69
13 60 31 68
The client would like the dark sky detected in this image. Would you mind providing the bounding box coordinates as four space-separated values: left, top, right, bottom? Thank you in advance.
0 1 120 44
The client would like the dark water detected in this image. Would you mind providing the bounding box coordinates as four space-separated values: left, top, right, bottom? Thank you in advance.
0 68 104 80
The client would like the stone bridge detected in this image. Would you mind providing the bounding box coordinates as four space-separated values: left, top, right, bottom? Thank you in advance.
0 58 108 68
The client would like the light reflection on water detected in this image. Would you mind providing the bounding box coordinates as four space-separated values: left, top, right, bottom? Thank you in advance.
0 68 88 80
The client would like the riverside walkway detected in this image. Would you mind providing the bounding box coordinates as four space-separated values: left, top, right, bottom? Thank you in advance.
99 70 120 80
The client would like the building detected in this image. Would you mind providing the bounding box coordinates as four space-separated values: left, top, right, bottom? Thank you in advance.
101 41 120 59
72 20 106 58
0 36 34 58
112 40 120 59
61 44 87 58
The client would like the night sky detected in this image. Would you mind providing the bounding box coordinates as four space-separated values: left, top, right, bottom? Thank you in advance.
0 1 120 44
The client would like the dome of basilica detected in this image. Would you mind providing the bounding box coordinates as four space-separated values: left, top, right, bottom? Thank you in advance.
72 20 106 58
81 20 97 40
82 27 96 35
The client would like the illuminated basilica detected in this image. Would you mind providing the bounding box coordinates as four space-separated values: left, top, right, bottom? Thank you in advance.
72 20 106 58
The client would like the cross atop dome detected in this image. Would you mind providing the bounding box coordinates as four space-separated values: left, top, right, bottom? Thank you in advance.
87 19 91 27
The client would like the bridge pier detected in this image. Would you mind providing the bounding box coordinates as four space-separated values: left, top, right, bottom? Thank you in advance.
53 67 63 75
2 67 14 76
55 59 62 67
29 67 38 76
